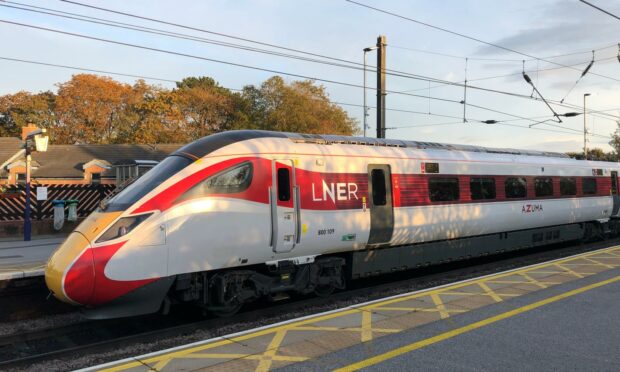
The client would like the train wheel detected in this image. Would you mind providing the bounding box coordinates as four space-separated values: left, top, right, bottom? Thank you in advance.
314 284 335 297
210 303 242 317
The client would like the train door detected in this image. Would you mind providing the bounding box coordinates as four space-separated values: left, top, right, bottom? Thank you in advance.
367 164 394 245
270 160 301 253
612 171 620 216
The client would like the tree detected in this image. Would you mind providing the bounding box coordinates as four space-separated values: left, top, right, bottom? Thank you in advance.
566 148 617 161
127 83 188 144
173 77 248 140
0 91 56 137
0 74 359 144
242 76 359 135
54 74 136 144
610 120 620 159
588 148 617 161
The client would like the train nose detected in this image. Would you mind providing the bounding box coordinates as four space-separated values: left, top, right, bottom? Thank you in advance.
45 232 94 305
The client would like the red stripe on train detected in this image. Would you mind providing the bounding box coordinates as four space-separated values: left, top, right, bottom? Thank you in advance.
130 156 614 213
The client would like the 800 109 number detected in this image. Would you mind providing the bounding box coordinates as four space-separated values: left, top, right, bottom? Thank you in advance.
318 228 335 236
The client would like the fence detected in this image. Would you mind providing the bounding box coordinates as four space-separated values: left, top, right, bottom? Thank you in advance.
0 184 115 221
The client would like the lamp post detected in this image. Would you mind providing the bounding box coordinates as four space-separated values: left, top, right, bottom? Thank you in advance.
584 93 591 160
363 46 378 137
23 128 48 241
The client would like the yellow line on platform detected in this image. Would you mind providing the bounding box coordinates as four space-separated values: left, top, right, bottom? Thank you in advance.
333 274 620 372
100 245 620 372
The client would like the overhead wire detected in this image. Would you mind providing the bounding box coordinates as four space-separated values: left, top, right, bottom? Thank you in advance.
390 43 617 63
15 0 614 120
397 55 620 122
0 56 179 84
1 19 613 139
579 0 620 21
389 45 523 62
0 18 467 107
0 54 538 124
53 0 375 72
0 2 615 140
57 0 620 85
466 102 610 139
388 121 464 129
0 53 483 123
2 0 584 110
559 50 595 103
6 0 618 127
395 55 618 97
49 0 529 92
2 53 609 140
344 0 620 84
2 17 596 134
0 1 384 74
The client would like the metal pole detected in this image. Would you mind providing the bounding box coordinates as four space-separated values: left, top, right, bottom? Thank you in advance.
376 35 386 139
24 144 31 241
584 93 590 159
363 51 367 137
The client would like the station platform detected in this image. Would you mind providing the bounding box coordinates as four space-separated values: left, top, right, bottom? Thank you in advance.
90 245 620 372
0 235 64 280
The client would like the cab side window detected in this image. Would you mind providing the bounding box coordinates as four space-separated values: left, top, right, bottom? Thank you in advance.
277 168 291 201
177 162 253 203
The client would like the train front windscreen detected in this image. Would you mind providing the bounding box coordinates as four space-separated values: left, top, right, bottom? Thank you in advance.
103 155 192 212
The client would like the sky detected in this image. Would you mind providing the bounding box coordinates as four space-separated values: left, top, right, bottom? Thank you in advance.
1 0 620 152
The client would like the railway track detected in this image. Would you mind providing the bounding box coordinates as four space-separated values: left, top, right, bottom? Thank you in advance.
0 278 75 322
1 238 618 371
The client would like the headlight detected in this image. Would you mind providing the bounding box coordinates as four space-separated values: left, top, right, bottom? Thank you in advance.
96 214 153 243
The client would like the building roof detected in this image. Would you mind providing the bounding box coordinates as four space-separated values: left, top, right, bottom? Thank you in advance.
32 144 182 178
0 137 24 169
1 140 182 179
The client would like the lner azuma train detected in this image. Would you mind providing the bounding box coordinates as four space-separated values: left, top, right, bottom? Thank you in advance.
45 130 620 318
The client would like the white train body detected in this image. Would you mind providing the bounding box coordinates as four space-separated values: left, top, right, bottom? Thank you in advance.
45 131 620 317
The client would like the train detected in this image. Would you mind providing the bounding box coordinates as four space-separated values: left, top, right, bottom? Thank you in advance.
44 130 620 318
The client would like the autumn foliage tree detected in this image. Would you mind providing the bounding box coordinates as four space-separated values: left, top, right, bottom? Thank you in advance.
242 76 356 135
609 120 620 160
0 74 358 144
174 77 250 139
0 91 56 137
54 74 140 144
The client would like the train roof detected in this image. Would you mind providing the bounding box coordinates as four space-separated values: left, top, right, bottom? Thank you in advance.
173 130 577 160
288 132 572 159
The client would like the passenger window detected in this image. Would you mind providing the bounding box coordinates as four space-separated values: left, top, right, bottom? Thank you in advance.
505 177 527 198
534 177 553 197
371 169 387 206
560 177 577 196
583 178 597 195
470 177 496 200
277 168 291 201
176 162 253 203
429 178 459 202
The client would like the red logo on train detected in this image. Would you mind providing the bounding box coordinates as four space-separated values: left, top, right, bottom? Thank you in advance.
522 204 543 213
312 180 359 203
